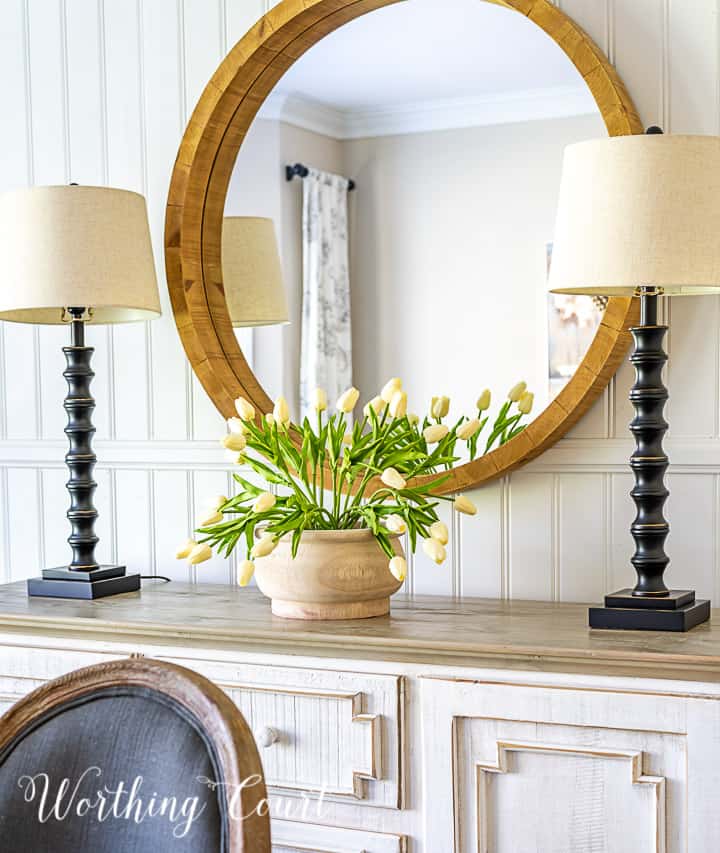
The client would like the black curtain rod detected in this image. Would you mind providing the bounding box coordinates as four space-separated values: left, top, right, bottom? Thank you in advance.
285 163 356 191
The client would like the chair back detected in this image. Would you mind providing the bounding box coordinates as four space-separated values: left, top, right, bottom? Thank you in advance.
0 657 271 851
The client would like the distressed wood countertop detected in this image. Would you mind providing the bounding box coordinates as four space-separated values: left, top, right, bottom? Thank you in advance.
0 581 718 681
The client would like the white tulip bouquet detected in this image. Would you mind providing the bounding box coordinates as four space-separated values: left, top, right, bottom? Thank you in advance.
177 379 534 586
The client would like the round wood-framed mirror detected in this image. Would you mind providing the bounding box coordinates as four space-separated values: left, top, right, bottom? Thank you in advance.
165 0 641 495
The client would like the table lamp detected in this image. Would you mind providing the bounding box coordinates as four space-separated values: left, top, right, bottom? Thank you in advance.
549 130 720 630
222 217 289 327
0 185 161 599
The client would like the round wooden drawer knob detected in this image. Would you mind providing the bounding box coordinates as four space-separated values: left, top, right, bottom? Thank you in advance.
255 726 280 748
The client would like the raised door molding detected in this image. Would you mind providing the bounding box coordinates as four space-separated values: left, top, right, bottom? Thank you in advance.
477 741 666 853
219 683 382 799
271 819 406 852
420 676 720 852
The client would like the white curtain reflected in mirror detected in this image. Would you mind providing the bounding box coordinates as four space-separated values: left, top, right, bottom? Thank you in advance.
223 0 608 435
299 168 352 422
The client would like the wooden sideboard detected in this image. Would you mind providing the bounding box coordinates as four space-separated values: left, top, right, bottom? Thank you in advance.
1 582 720 851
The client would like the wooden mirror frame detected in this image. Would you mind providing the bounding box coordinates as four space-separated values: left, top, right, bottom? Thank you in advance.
165 0 642 495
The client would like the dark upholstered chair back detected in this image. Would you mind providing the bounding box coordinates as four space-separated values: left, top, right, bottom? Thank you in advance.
0 658 270 852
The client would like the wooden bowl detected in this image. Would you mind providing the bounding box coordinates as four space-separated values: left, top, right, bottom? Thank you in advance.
254 529 404 620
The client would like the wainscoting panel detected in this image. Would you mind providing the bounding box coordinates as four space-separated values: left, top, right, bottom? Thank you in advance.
1 0 720 602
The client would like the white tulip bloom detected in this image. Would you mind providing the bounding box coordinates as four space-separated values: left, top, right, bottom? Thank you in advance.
336 387 360 413
253 492 277 514
273 396 291 426
380 377 402 404
175 538 196 560
457 418 481 441
385 514 407 534
222 433 247 452
364 396 387 417
313 388 328 412
430 521 449 546
198 509 223 527
476 389 491 412
251 533 278 559
237 560 255 587
423 424 449 444
389 556 407 582
422 538 447 565
518 391 534 415
430 396 450 419
227 417 248 435
188 543 212 565
381 467 407 491
454 495 478 516
508 381 527 402
389 390 408 418
235 396 255 421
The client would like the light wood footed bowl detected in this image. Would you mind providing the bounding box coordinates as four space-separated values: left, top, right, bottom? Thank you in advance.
254 529 404 621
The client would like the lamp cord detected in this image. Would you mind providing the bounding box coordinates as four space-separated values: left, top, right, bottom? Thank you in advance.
140 575 172 583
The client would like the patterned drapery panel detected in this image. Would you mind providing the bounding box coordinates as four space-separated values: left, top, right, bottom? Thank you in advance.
300 168 352 419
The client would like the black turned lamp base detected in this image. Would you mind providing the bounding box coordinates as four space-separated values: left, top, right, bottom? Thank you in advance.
27 565 140 600
589 589 710 632
28 310 143 603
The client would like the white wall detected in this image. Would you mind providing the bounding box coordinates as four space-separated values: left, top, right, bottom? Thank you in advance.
344 113 606 416
1 0 719 604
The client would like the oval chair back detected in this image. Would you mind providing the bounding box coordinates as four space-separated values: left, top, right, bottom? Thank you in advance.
0 657 271 851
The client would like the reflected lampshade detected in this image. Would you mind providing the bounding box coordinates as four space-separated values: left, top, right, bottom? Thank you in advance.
548 134 720 296
0 185 160 324
222 217 289 327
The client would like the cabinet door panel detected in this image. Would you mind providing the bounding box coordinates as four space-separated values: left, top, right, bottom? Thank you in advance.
421 676 720 852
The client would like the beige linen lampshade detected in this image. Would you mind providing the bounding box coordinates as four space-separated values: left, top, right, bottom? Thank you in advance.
548 134 720 296
222 217 289 327
0 185 160 324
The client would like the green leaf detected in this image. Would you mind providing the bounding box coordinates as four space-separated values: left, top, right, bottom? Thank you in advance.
374 530 395 560
231 474 263 496
291 526 303 558
244 455 294 488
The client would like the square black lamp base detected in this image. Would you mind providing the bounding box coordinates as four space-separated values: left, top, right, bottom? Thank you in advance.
589 589 711 632
27 565 140 600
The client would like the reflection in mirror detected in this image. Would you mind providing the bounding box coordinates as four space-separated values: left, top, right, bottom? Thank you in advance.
222 218 289 328
223 0 607 442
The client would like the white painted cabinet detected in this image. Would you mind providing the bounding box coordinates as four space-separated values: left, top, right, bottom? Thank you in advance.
2 590 720 851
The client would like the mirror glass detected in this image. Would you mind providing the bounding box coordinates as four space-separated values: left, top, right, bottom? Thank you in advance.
223 0 607 430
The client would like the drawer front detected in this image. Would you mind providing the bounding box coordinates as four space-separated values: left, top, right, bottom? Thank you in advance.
271 819 406 852
168 657 404 809
0 644 126 711
0 642 405 811
0 675 45 713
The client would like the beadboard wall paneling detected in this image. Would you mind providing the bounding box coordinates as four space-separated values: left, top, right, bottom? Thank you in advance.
1 0 720 601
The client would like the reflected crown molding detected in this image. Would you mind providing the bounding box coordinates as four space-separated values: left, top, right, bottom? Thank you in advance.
259 85 598 140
